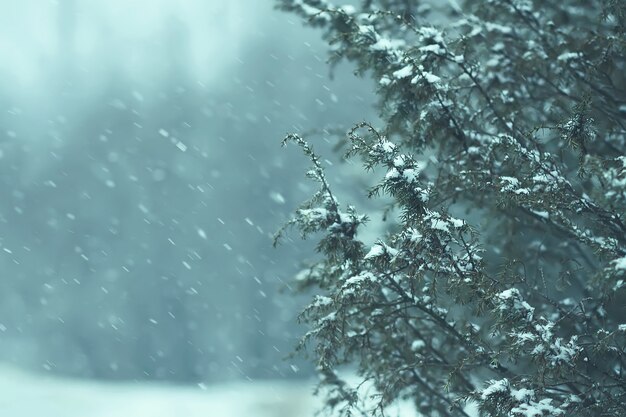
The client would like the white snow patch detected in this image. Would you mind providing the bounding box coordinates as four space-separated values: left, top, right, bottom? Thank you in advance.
403 168 418 183
418 44 445 55
385 167 400 180
370 37 406 52
411 340 425 351
485 22 512 34
530 210 549 219
480 378 509 400
379 140 396 154
557 52 581 61
409 229 423 242
364 244 385 259
411 71 441 85
392 64 413 79
364 242 398 260
0 364 324 417
612 256 626 270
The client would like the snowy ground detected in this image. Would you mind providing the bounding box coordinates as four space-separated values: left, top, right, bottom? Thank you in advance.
0 365 319 417
0 365 431 417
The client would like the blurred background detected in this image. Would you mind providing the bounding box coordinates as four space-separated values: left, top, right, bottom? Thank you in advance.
0 0 378 412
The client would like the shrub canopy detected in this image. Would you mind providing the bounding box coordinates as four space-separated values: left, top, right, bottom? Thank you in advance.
275 1 626 416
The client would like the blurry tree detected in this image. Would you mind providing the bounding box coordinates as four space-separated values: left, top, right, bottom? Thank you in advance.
0 0 379 383
276 1 626 416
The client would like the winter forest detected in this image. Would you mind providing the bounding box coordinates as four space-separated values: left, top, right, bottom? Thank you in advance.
2 0 625 416
0 1 375 414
